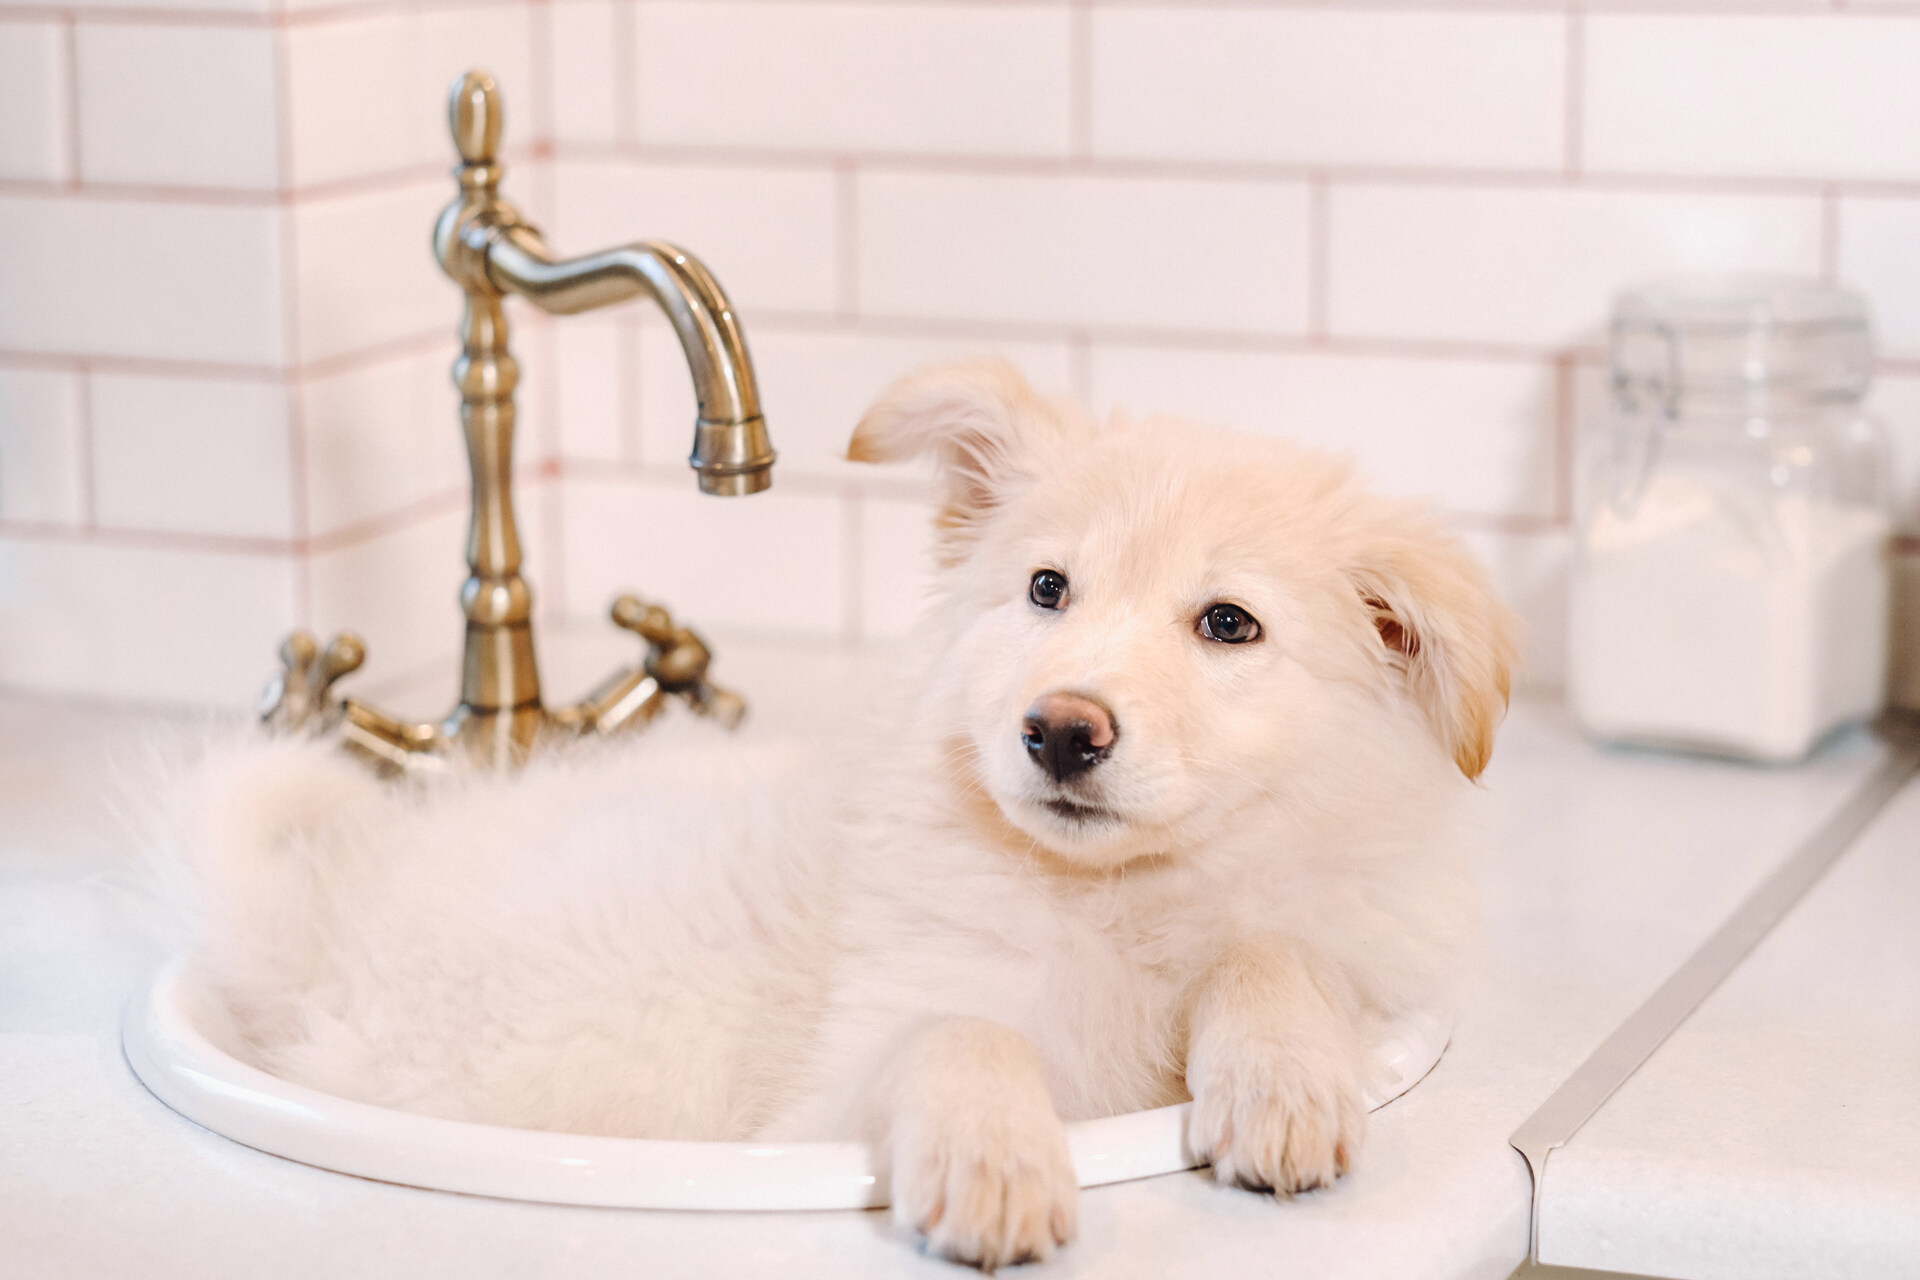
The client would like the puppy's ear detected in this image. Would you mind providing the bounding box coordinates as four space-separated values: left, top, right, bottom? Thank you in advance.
1347 513 1520 780
848 360 1085 561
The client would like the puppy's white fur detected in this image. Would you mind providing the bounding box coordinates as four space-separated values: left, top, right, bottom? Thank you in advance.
169 361 1516 1269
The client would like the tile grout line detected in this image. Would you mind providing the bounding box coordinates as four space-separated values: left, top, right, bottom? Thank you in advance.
1551 350 1577 523
59 12 81 188
75 361 96 531
835 159 860 319
1307 173 1331 342
1563 5 1584 179
271 17 312 629
1067 330 1092 405
612 0 637 146
618 313 643 464
1820 183 1843 281
1069 0 1093 164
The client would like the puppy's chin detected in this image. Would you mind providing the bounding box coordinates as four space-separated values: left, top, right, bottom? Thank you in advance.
997 790 1167 869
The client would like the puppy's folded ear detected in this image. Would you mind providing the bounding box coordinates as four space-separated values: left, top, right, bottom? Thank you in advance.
1347 512 1520 780
848 360 1087 562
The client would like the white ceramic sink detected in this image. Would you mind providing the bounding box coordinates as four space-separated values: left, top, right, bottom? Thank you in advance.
124 963 1450 1211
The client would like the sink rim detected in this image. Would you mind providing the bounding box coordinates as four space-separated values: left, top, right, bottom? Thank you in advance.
123 961 1450 1211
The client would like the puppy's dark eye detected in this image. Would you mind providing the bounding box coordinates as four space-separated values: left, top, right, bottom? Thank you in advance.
1198 603 1261 644
1029 570 1069 611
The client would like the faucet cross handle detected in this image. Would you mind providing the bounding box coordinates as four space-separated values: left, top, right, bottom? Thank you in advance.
610 596 747 728
261 631 366 734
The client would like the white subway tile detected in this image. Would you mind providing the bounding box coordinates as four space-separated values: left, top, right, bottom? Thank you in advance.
634 2 1069 156
280 4 533 189
286 14 415 188
1586 16 1920 182
1838 197 1920 360
0 367 85 525
416 5 537 153
1092 9 1563 171
0 195 286 364
560 475 843 635
0 536 296 707
76 24 277 190
0 22 70 183
1089 345 1559 518
308 503 469 680
287 5 533 188
550 160 839 315
858 172 1310 334
294 180 458 364
1457 526 1570 690
856 493 938 642
301 342 466 537
89 373 292 539
551 0 620 145
636 318 1072 478
1327 184 1820 347
552 316 631 463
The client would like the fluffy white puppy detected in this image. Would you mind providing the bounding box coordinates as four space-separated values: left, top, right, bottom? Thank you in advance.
170 360 1515 1270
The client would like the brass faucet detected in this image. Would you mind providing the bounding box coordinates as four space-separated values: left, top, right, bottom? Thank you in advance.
261 70 774 773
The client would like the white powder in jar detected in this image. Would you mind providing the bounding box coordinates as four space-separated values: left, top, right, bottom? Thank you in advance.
1569 471 1889 761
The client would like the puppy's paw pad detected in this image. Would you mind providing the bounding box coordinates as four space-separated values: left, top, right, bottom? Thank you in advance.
892 1128 1078 1270
1188 1048 1365 1196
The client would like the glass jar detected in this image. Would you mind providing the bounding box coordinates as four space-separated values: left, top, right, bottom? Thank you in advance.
1568 276 1891 762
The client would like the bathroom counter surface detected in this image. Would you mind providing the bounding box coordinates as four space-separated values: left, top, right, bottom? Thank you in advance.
1535 749 1920 1280
1 647 1908 1280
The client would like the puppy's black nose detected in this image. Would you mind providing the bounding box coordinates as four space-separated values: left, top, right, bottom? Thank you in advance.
1021 693 1117 783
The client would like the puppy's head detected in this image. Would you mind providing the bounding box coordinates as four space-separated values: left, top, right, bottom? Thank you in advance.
851 361 1518 870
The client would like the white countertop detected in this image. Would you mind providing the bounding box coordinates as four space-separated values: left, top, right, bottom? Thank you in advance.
1 637 1910 1280
1537 760 1920 1280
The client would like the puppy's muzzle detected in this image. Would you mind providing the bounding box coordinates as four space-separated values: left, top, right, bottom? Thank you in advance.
1021 693 1117 783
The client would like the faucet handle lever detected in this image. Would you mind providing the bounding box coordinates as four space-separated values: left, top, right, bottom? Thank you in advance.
449 69 501 166
609 595 746 728
261 630 366 734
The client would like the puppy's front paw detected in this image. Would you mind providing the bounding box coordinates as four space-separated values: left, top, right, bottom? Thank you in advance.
890 1104 1077 1270
1187 1037 1365 1195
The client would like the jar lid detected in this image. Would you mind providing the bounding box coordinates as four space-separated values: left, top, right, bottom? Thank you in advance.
1611 275 1872 405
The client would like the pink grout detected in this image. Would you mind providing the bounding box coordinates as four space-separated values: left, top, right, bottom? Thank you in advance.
1551 351 1578 523
74 363 96 530
270 20 313 623
1820 183 1843 281
15 0 1920 27
835 159 860 319
544 140 1920 201
1306 173 1330 341
1069 0 1093 164
1563 7 1584 178
59 14 81 188
26 314 1920 385
514 457 1575 537
529 0 556 149
617 314 643 463
1067 330 1093 403
612 0 636 144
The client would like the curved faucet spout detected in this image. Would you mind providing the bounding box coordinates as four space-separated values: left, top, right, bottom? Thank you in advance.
487 226 775 495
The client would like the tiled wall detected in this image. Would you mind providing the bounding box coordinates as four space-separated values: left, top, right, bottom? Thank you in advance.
4 0 1920 710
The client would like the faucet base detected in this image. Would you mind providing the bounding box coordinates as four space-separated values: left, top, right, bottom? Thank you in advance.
264 596 745 776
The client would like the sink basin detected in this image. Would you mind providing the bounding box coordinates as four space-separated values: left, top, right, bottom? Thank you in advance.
124 963 1449 1210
